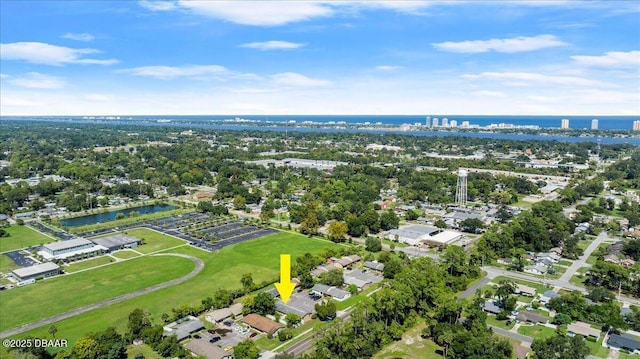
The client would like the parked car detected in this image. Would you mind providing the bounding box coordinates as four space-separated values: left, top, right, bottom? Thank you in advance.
224 346 233 352
209 336 221 343
250 333 258 338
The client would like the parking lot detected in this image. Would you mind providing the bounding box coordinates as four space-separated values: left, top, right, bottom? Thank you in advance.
4 250 38 268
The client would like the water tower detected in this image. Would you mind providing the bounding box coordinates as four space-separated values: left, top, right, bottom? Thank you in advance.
455 169 468 207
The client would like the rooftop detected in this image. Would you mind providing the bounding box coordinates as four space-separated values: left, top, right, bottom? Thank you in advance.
243 314 284 334
11 262 60 278
91 234 140 249
42 238 92 251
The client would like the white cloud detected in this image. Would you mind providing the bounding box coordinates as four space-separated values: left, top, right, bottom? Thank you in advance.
9 72 66 89
62 33 95 42
0 42 118 66
116 65 228 79
0 95 44 107
433 34 567 53
83 93 112 101
572 51 640 68
240 41 305 50
176 1 333 26
462 71 615 87
139 0 179 11
471 90 506 97
271 72 333 87
0 73 8 79
376 65 402 71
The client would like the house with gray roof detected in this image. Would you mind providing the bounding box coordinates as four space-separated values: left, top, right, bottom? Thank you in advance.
311 284 350 301
363 261 385 272
607 334 640 353
164 316 204 341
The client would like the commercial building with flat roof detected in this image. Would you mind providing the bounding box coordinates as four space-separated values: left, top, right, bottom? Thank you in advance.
386 225 463 246
91 234 141 252
11 262 60 281
311 284 351 301
39 238 107 261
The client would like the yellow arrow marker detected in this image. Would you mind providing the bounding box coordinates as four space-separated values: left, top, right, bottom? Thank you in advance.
274 254 296 304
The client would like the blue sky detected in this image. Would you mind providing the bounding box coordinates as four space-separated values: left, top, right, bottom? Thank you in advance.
1 1 638 116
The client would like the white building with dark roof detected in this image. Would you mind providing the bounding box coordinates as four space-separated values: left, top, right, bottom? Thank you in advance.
11 262 60 281
386 225 463 246
91 234 141 252
38 238 107 261
164 316 204 341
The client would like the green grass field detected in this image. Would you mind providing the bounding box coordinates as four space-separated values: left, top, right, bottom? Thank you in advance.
8 231 338 351
65 256 115 272
486 315 515 330
373 320 441 359
0 225 53 253
111 250 141 259
0 255 194 332
0 253 19 273
517 324 556 339
586 243 609 265
125 228 187 253
127 343 162 359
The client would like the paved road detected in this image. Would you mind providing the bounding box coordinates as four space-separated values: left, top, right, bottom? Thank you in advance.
458 277 490 299
489 326 532 345
285 335 315 357
0 253 204 338
558 230 609 283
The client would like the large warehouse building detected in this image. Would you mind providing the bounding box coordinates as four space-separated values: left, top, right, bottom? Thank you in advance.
386 225 463 246
11 262 60 281
38 238 107 261
91 234 141 252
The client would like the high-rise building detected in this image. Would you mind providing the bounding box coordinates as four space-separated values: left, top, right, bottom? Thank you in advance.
591 119 599 130
561 119 570 129
455 169 468 207
633 120 640 131
432 118 439 127
461 121 470 128
425 116 431 127
450 120 458 127
442 118 449 127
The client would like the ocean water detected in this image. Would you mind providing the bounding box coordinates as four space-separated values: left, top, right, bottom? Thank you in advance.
129 115 637 130
2 115 639 145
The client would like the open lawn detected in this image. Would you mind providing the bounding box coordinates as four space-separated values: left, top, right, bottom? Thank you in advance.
65 256 115 272
0 225 53 253
486 315 515 330
127 343 162 359
517 324 556 339
585 337 609 358
111 250 140 259
125 228 187 253
586 243 609 265
557 259 573 267
8 231 338 350
336 283 381 310
0 254 19 273
570 274 588 287
373 319 441 359
0 255 194 332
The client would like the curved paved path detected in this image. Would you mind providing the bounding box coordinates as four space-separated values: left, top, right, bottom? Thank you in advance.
0 253 204 338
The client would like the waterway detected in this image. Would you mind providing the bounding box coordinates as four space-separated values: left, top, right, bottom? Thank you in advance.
59 204 174 227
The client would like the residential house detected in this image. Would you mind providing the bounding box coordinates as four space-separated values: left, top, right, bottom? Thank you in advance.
567 321 600 339
607 334 640 354
483 301 502 315
516 311 548 325
540 290 561 305
524 263 548 275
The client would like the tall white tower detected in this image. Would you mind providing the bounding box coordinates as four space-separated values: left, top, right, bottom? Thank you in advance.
591 119 598 130
455 169 468 207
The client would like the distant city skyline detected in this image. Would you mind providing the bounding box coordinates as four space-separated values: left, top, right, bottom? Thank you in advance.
1 1 638 116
